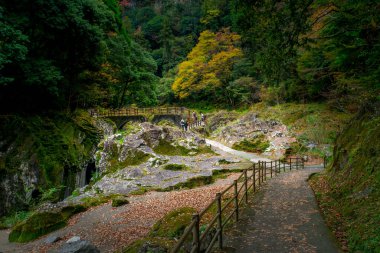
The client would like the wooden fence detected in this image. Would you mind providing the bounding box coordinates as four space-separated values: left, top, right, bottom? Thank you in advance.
171 158 304 253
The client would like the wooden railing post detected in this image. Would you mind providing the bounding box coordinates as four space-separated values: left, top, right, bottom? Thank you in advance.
290 158 292 171
216 193 223 250
302 157 305 170
270 161 273 178
192 214 200 253
244 170 248 204
234 180 239 222
264 162 267 181
253 164 256 192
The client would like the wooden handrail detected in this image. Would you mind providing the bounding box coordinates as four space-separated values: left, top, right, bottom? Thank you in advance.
170 157 305 253
92 107 191 118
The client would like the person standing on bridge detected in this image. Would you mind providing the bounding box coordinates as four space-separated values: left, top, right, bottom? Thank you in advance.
184 119 188 131
192 111 198 126
180 119 185 131
201 113 205 125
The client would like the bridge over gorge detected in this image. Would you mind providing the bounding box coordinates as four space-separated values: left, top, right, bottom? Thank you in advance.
91 107 204 129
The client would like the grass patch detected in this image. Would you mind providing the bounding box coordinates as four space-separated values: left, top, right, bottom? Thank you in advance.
232 135 270 153
163 164 189 171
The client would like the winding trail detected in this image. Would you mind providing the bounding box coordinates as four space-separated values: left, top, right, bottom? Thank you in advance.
223 166 341 253
206 139 272 163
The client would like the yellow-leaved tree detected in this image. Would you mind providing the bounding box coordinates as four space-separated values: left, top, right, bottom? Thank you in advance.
172 28 243 102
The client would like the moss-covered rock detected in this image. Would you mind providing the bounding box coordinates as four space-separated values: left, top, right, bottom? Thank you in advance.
163 164 189 171
153 139 192 156
111 196 129 207
123 207 195 252
0 110 102 216
232 135 270 153
8 204 86 242
150 207 196 238
9 212 65 243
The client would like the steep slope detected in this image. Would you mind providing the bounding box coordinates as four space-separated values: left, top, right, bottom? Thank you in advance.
310 100 380 252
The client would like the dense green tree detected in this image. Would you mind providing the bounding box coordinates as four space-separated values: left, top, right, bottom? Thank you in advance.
0 0 158 112
298 0 380 108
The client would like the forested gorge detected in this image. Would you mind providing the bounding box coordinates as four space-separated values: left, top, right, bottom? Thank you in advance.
1 0 379 112
0 0 380 252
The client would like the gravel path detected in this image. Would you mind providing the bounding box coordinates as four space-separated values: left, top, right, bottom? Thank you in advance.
223 166 341 253
0 174 240 253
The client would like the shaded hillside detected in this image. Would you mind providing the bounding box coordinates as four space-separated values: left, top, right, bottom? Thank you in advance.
310 101 380 252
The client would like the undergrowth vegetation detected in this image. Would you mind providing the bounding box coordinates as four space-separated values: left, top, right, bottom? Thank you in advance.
310 101 380 253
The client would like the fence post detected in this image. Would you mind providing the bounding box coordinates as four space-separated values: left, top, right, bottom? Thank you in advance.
234 180 239 222
216 193 223 250
302 158 305 170
192 214 200 253
290 158 292 171
270 161 273 178
264 162 267 181
253 164 256 192
244 170 248 204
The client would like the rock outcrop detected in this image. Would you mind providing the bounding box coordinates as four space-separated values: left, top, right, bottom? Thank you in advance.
211 112 296 158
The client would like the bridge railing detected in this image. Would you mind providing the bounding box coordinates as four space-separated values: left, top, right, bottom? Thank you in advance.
170 157 304 253
92 107 191 118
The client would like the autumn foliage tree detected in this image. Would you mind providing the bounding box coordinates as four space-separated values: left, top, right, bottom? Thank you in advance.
172 28 243 105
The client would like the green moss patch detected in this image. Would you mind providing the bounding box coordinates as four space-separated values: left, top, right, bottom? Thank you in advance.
108 150 151 173
163 164 189 171
232 135 270 153
111 196 129 207
123 207 195 252
151 207 196 238
153 139 192 156
161 176 214 191
9 204 86 242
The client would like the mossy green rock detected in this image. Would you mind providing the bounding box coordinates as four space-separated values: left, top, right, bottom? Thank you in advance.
112 196 129 207
9 212 66 243
163 164 189 171
232 135 270 153
150 207 196 238
9 204 86 242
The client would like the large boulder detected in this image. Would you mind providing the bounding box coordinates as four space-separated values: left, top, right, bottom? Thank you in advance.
50 239 100 253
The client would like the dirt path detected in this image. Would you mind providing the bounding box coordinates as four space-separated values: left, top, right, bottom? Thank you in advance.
0 174 242 253
223 166 341 253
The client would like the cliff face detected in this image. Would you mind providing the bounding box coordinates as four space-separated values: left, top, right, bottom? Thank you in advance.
0 111 106 216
